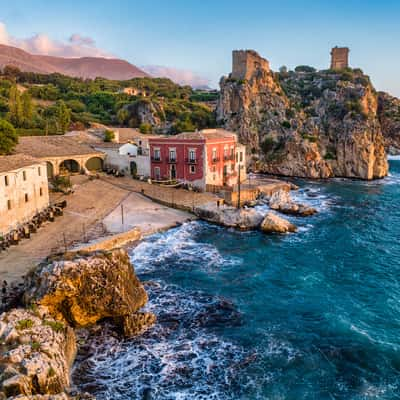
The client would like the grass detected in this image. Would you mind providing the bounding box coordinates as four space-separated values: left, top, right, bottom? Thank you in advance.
43 320 65 333
16 319 34 331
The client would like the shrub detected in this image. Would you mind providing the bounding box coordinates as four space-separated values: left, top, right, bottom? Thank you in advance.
281 120 291 129
43 320 65 333
139 122 152 134
295 65 316 73
31 341 40 351
16 319 34 331
0 119 18 154
104 129 115 142
301 133 318 143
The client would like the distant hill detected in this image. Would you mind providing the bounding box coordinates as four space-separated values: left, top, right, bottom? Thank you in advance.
0 44 149 80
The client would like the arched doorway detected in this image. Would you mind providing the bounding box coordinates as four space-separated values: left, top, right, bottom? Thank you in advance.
46 162 54 179
86 157 103 172
59 159 80 175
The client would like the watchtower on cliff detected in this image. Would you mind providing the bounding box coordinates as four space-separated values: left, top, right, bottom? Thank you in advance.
330 47 350 70
231 50 270 80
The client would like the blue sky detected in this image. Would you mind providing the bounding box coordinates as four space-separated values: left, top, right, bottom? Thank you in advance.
1 0 400 95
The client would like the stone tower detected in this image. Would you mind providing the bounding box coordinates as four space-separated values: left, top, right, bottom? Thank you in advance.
231 50 270 80
330 46 350 70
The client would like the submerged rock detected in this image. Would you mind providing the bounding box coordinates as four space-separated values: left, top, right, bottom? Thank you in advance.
260 212 297 234
269 190 317 217
23 249 155 337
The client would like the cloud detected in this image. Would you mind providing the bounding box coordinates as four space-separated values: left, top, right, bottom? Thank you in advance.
0 22 112 58
143 65 211 89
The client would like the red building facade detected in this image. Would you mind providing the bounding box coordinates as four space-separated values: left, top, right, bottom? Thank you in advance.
149 129 246 190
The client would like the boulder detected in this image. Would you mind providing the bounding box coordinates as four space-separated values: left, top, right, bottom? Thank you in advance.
260 212 297 234
269 190 317 217
0 308 76 398
23 249 155 336
194 203 264 230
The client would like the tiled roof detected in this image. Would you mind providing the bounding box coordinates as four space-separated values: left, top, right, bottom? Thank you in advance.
15 136 102 158
0 154 43 174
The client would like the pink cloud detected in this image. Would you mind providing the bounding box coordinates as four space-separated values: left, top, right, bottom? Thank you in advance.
0 22 112 58
143 65 211 89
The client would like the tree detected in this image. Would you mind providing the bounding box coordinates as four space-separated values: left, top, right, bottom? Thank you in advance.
117 108 129 125
0 119 18 154
55 100 71 133
8 85 23 127
21 91 34 128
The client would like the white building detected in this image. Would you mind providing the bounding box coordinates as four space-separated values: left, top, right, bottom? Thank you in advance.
0 155 50 236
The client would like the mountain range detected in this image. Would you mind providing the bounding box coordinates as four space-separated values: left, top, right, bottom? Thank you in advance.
0 43 149 80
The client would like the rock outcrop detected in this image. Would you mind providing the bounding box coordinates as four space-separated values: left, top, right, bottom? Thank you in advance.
377 92 400 155
0 308 76 398
269 190 317 216
23 249 155 337
0 249 154 399
194 203 264 230
260 212 297 234
217 50 389 180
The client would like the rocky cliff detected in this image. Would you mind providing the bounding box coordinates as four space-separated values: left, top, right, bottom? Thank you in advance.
0 249 155 399
377 92 400 155
217 50 389 179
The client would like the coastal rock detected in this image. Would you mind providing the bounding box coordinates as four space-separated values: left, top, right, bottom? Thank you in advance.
217 50 389 180
23 249 155 337
377 91 400 154
269 190 317 216
194 203 264 230
0 308 76 398
260 212 297 233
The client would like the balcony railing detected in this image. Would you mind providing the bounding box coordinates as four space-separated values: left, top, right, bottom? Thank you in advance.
185 158 197 164
211 157 220 163
151 157 162 163
168 158 177 163
223 155 235 161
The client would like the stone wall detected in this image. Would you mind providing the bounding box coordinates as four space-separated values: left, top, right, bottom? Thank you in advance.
232 50 270 81
0 162 50 235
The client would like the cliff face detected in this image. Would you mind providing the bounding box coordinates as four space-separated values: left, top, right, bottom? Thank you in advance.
217 50 389 179
377 92 400 155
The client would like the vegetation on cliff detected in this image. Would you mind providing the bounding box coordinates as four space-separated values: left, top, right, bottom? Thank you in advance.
0 66 216 136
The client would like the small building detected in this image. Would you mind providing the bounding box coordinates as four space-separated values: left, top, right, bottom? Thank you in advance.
119 87 148 97
93 141 151 177
0 155 49 235
148 129 246 191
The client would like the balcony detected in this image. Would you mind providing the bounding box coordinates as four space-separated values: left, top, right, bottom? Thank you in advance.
211 157 220 163
185 158 197 164
223 155 235 161
167 158 177 164
151 157 162 163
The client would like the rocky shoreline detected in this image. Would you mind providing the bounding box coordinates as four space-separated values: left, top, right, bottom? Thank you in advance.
0 249 155 399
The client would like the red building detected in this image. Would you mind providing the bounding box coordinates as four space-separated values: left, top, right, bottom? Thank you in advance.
148 129 246 191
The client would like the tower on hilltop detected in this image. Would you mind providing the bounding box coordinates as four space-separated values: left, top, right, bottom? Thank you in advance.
330 46 350 70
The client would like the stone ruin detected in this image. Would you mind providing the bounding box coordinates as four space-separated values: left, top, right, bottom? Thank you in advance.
231 50 270 80
330 46 350 70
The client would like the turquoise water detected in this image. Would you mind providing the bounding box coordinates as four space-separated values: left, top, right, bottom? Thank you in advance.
76 160 400 399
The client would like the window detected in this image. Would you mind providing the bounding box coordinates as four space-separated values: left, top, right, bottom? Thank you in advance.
188 149 196 162
24 193 29 202
40 188 43 196
153 148 161 161
231 164 235 171
190 165 196 174
230 146 235 158
23 171 27 181
7 200 11 210
224 147 229 159
212 148 217 161
38 167 41 176
240 152 243 162
169 148 176 162
4 176 9 186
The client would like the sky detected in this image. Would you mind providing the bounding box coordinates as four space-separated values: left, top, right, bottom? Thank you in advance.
1 0 399 95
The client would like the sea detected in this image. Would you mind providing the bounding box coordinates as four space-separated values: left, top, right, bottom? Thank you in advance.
74 159 400 400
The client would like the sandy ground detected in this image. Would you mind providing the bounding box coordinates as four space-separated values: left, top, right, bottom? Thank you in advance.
0 176 192 283
103 192 193 235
